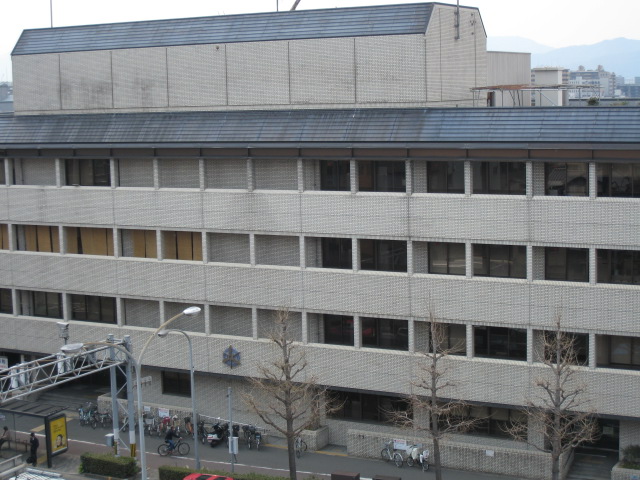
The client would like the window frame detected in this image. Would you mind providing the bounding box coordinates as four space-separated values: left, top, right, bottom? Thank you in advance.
544 162 588 197
323 314 354 346
321 237 352 269
428 242 466 275
361 317 408 351
358 161 406 193
327 389 411 422
70 294 116 324
320 160 351 191
544 247 589 282
359 239 407 273
427 161 465 194
473 244 526 279
597 162 640 198
65 159 111 187
0 288 12 314
597 249 640 285
472 161 526 195
474 326 527 360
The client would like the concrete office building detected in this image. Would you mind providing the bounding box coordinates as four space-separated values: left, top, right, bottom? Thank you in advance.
1 3 640 478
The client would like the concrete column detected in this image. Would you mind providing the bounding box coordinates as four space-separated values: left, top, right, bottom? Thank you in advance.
153 158 160 189
4 158 11 186
301 311 308 344
526 245 534 282
202 231 209 263
249 234 256 266
350 159 357 194
408 318 415 353
464 160 472 196
199 158 206 190
204 305 211 335
11 289 19 316
299 236 306 269
526 161 533 198
589 333 596 369
352 238 359 272
465 241 473 278
353 315 361 348
589 162 597 199
156 229 163 260
110 158 118 188
159 301 166 328
589 247 597 285
62 293 71 321
247 158 255 192
407 241 414 275
466 324 474 359
297 158 304 193
527 327 534 364
116 297 124 327
112 228 120 258
55 158 62 187
405 159 412 194
7 224 15 251
252 307 258 340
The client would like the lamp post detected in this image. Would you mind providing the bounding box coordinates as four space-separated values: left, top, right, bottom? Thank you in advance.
61 340 148 480
59 306 202 480
157 328 200 470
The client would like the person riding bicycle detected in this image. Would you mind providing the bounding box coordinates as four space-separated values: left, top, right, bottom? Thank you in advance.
164 426 181 452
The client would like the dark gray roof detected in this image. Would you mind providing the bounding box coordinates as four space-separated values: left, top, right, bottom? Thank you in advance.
1 108 639 150
13 3 435 56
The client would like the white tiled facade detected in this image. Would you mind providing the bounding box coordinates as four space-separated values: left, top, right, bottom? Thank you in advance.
1 3 639 478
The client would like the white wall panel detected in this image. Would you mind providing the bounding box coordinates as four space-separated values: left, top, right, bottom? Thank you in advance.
112 47 168 109
13 54 61 112
60 51 113 110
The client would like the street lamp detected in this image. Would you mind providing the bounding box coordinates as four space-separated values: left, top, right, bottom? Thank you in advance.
61 340 148 480
157 328 200 470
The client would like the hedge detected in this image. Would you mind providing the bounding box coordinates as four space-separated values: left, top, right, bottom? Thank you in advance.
80 452 139 478
159 465 289 480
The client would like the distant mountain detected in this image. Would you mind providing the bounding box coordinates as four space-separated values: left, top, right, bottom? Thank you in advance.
487 36 640 79
531 38 640 79
487 36 554 54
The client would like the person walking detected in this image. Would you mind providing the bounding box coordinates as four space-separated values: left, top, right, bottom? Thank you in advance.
0 426 9 450
28 432 39 466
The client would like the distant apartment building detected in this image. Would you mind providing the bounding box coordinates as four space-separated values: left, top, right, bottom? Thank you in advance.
569 65 617 98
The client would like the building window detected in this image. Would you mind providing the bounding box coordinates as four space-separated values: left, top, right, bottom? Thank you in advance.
360 239 407 272
358 161 405 192
472 162 526 195
66 227 114 256
362 317 408 350
163 231 203 261
545 247 589 282
321 238 352 269
323 315 354 346
122 229 157 259
0 288 12 314
597 163 640 198
545 162 588 196
542 331 588 365
320 160 350 191
161 371 191 396
428 242 465 275
0 224 9 250
20 290 62 319
65 159 111 186
474 326 527 360
473 244 526 279
427 161 465 193
597 249 640 285
70 294 116 324
327 389 411 422
606 336 640 369
16 225 60 252
466 406 527 438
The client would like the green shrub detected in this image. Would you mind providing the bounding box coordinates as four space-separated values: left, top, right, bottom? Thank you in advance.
80 452 139 478
159 465 288 480
622 445 640 469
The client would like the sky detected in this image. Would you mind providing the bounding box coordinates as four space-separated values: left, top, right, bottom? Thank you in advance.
1 0 640 82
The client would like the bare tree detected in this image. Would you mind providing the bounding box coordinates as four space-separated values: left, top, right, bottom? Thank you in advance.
393 309 478 480
505 313 598 480
243 308 324 480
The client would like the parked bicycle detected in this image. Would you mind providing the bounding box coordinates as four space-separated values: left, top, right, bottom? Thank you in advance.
143 414 159 436
405 445 430 471
78 402 97 428
93 411 112 429
380 440 403 467
294 436 307 458
158 437 190 456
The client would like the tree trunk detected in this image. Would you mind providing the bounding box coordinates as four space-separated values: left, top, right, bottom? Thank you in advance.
551 453 560 480
286 434 297 480
433 436 443 480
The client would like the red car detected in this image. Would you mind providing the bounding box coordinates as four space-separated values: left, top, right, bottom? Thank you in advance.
184 475 233 480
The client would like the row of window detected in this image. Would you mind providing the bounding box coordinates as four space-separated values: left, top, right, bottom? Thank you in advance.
5 158 640 198
5 288 635 371
4 225 638 285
